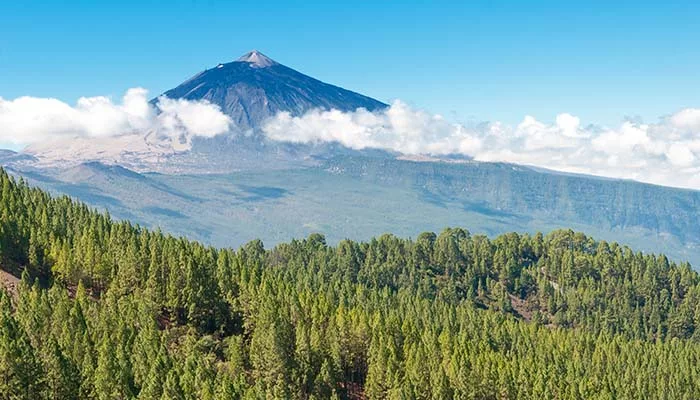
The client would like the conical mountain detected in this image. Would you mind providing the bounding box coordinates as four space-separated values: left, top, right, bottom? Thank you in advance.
157 50 387 130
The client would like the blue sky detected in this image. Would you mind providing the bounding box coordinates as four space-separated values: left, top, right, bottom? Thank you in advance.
1 0 698 126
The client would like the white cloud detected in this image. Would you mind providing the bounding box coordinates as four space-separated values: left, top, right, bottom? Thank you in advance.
0 88 232 147
262 101 700 190
2 87 698 190
154 96 232 139
670 108 700 130
263 100 484 156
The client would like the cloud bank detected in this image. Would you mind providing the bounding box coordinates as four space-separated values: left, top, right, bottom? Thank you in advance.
1 88 698 190
0 88 232 147
263 101 700 190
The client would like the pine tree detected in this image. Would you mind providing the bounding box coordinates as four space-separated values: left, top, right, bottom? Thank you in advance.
42 336 80 400
0 291 46 399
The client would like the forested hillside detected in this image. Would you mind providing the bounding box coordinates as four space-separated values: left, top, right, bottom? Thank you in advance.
1 168 700 399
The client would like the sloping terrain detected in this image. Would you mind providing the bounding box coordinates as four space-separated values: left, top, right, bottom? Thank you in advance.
10 156 699 266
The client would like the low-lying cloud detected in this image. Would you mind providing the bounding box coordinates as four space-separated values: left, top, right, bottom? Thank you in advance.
1 88 698 190
0 88 232 147
263 101 700 190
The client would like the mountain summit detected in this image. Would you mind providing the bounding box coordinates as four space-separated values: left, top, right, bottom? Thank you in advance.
157 50 388 130
236 50 278 68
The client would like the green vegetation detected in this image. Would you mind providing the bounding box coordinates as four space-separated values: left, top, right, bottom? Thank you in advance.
1 168 699 399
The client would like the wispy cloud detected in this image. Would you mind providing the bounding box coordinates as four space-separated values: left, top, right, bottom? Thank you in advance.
263 101 700 190
0 88 232 147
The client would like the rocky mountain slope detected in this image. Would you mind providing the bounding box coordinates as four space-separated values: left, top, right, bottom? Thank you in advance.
158 50 388 130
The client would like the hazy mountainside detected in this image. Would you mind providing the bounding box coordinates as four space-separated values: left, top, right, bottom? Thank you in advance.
0 149 35 164
325 156 700 243
1 169 700 399
158 50 387 130
8 155 700 266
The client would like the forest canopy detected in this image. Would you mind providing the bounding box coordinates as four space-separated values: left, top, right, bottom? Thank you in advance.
0 168 699 399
